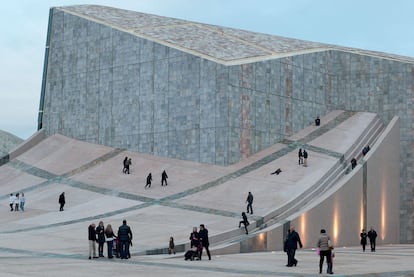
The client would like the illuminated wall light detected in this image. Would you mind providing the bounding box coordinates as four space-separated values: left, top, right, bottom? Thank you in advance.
360 199 364 233
333 202 339 242
300 213 307 246
381 185 386 240
258 232 265 243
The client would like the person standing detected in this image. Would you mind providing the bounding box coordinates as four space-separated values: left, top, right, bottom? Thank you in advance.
285 225 303 267
105 224 116 259
118 219 133 259
199 224 211 260
96 221 106 257
122 157 128 174
246 192 254 214
168 237 176 255
298 148 303 165
88 223 98 259
367 227 377 252
317 229 334 274
126 158 132 174
9 193 15 211
145 173 152 189
161 170 168 186
59 192 65 211
14 193 19 211
303 150 308 167
239 212 250 234
19 193 25 212
360 229 367 252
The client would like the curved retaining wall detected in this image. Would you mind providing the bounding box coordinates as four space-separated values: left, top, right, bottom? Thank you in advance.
214 116 400 254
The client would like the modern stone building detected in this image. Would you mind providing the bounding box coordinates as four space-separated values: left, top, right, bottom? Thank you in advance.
38 5 414 242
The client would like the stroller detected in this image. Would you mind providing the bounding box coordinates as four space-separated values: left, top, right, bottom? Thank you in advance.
184 241 203 261
113 237 120 258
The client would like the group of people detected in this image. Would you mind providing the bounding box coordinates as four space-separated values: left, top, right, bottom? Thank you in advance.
360 227 378 252
186 224 211 261
9 192 25 212
284 226 333 274
121 158 168 189
284 226 379 275
145 170 168 189
298 148 308 167
88 219 133 260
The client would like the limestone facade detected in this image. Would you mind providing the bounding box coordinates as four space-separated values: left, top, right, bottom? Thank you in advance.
40 7 414 242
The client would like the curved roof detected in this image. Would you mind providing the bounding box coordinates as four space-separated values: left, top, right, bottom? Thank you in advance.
58 5 414 65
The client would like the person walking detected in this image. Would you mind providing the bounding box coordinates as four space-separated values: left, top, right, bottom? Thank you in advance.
96 221 106 257
317 229 334 274
59 192 65 211
9 193 15 211
360 229 367 252
88 223 98 259
19 193 25 212
239 212 250 234
246 192 254 214
367 227 378 252
105 224 116 259
145 173 152 189
285 225 303 267
161 170 168 186
118 220 133 259
199 224 211 260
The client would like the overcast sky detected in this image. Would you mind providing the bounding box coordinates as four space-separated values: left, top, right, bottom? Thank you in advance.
1 0 413 139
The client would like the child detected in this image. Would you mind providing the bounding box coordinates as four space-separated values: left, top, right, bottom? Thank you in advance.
168 237 176 254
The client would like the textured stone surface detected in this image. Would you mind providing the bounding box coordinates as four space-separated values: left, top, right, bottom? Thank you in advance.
41 5 414 242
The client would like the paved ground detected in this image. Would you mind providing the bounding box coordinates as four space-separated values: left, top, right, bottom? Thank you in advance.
0 245 413 276
1 110 406 276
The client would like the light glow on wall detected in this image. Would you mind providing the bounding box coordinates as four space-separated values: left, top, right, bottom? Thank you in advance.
360 198 364 232
381 184 386 240
258 232 266 243
333 203 339 242
300 213 307 246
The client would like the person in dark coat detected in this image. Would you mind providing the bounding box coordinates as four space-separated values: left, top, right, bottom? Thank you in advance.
315 116 321 126
96 221 106 257
351 158 357 170
88 223 98 259
145 173 152 189
199 224 211 260
285 225 303 267
118 220 133 259
298 148 303 165
161 170 168 186
189 227 201 260
246 192 253 214
360 229 367 252
59 192 65 211
122 157 128 174
367 227 378 252
303 150 308 167
271 168 282 175
239 212 250 234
